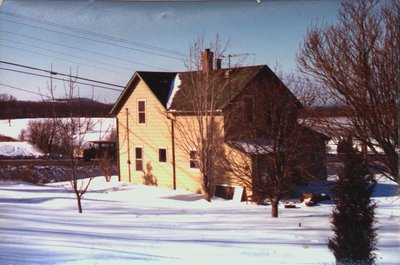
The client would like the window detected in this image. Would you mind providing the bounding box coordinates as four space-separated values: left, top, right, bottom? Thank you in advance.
101 143 110 148
189 150 199 169
158 148 167 163
243 96 254 123
137 100 146 124
135 147 143 171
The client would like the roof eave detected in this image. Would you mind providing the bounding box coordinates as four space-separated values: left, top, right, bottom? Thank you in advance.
167 109 223 115
109 72 140 116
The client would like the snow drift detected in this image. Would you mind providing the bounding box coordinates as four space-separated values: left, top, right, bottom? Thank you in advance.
0 141 44 157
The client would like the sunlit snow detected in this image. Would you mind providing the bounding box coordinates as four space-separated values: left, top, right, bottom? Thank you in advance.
0 118 115 143
0 176 399 264
0 141 43 157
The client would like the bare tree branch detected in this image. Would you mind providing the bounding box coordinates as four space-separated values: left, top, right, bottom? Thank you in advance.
297 0 399 181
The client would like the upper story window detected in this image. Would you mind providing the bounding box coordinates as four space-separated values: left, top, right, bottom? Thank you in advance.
243 95 254 124
137 100 146 124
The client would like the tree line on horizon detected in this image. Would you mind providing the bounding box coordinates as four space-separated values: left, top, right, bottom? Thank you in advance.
0 94 113 119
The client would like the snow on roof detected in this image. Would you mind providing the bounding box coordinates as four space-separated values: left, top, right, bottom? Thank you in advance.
232 139 275 155
299 117 353 137
166 73 181 109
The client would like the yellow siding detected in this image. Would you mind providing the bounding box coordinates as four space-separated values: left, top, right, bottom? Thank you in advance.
222 144 254 198
172 115 226 193
172 115 200 192
116 78 252 195
117 79 174 189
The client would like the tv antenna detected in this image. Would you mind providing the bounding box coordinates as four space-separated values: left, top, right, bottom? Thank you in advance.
221 53 255 68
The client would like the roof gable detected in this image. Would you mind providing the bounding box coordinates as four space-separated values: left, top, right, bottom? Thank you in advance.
110 71 177 115
138 71 178 107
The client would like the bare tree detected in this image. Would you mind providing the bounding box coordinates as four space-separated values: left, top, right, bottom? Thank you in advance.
106 128 117 142
297 0 399 181
97 120 117 183
223 72 325 217
45 70 95 213
0 93 17 124
100 152 113 183
170 36 230 201
20 119 61 154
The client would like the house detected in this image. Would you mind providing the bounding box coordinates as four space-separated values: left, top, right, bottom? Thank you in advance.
300 106 386 175
110 49 328 198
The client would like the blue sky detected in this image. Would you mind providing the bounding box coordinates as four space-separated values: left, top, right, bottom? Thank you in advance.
0 0 340 103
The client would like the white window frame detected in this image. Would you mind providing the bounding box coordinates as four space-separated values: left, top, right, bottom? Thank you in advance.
137 99 146 125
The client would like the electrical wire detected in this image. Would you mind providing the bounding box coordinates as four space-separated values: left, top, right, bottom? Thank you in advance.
0 82 46 97
0 67 123 91
0 30 171 71
0 10 188 57
0 18 184 61
0 43 130 76
0 61 125 88
0 62 125 88
0 38 136 73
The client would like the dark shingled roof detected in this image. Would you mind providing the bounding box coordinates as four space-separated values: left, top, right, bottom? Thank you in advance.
137 71 178 107
110 71 177 115
168 65 266 111
110 65 299 115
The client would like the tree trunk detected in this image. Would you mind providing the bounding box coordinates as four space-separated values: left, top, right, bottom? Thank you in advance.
271 197 279 218
203 186 212 202
203 174 211 202
77 194 83 214
204 191 211 202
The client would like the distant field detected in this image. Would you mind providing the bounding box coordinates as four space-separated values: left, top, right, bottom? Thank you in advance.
0 118 116 143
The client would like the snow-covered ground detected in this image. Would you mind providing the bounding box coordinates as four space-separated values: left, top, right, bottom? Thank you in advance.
0 118 115 144
0 141 44 157
0 176 399 265
0 118 115 158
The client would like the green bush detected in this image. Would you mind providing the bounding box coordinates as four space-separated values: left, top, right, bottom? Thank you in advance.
328 147 377 264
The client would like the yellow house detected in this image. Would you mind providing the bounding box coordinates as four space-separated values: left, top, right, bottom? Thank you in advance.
110 49 328 198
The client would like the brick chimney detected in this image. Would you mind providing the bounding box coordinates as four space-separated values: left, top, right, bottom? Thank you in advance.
201 49 213 72
215 58 222 70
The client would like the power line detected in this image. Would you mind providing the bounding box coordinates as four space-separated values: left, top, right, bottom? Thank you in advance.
0 67 124 91
0 43 130 76
0 10 187 57
0 17 184 61
0 30 171 71
0 38 135 73
0 82 46 97
0 61 125 88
